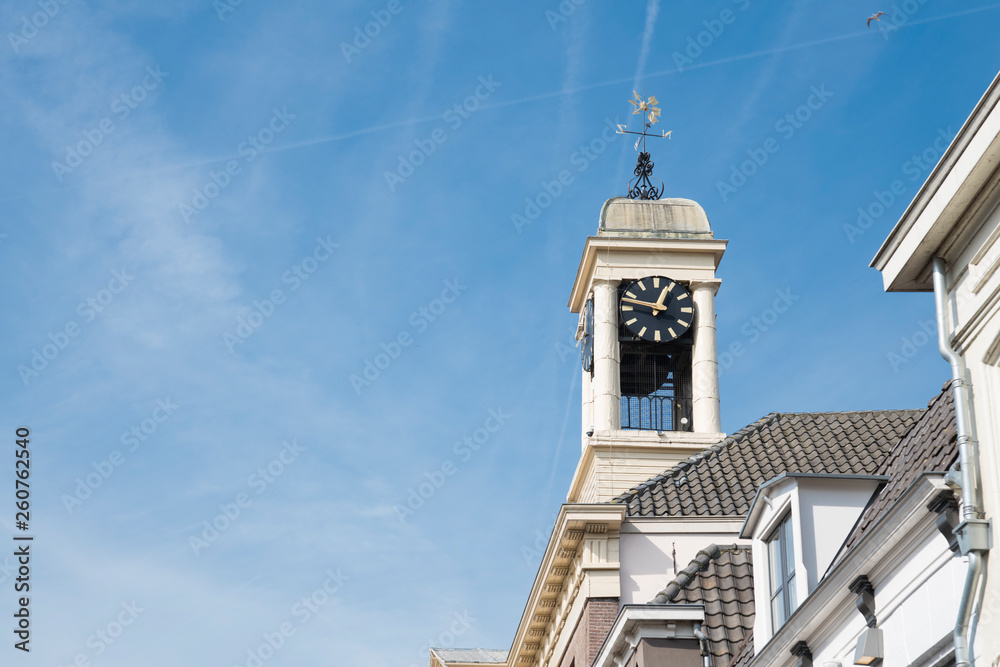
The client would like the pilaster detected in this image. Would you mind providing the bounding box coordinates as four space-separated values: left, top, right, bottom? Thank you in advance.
592 279 621 435
690 279 722 433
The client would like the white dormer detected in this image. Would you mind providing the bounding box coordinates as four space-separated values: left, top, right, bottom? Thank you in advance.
740 473 887 650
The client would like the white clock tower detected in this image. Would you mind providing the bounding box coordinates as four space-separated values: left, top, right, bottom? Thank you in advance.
567 196 727 502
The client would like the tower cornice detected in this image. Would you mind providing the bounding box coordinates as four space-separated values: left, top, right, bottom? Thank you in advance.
569 236 727 313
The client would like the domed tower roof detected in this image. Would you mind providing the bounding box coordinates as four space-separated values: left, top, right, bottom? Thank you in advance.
598 197 713 239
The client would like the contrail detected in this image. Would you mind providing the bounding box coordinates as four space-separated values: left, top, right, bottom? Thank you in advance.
167 3 1000 164
632 0 661 93
4 3 998 202
618 0 662 187
543 363 580 502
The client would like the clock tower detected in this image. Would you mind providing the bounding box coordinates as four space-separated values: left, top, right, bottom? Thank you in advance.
567 196 727 502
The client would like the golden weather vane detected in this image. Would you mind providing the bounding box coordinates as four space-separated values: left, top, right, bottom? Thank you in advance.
616 88 671 200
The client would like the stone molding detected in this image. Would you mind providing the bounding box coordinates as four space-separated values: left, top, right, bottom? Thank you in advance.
509 505 626 667
568 237 728 314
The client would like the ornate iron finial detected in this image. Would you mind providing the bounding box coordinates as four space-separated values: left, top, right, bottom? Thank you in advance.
616 88 672 200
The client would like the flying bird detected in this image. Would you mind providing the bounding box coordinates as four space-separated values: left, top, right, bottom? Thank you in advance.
867 11 885 27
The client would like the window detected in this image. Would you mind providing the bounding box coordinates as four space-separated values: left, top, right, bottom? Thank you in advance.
767 514 797 628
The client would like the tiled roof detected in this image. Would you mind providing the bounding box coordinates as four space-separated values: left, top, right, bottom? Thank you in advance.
615 410 922 517
835 382 957 562
722 387 955 667
729 630 754 667
430 649 508 664
650 544 754 664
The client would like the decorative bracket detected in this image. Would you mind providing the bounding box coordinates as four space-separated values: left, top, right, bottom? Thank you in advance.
791 641 813 667
927 491 961 554
848 575 877 628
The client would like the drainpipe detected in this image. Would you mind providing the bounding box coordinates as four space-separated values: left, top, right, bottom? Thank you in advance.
693 623 711 667
932 257 992 667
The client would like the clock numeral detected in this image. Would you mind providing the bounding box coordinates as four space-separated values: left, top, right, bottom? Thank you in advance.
668 327 677 338
622 305 633 311
625 318 638 325
653 277 660 288
667 282 675 293
654 329 661 342
681 307 693 313
676 293 689 300
637 282 646 291
637 326 647 337
626 291 636 298
677 320 689 327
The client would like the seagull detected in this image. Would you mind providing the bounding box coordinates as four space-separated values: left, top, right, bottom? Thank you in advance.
867 11 886 27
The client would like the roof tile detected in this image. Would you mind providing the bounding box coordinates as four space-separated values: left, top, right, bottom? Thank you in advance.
615 409 922 517
650 545 755 663
834 383 958 563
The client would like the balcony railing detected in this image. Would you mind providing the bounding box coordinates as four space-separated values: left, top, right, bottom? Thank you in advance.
621 394 692 431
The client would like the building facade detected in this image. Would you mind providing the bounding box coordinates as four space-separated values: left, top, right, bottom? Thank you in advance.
432 69 1000 667
873 68 1000 667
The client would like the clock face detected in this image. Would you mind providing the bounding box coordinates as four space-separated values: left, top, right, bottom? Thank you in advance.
581 298 594 372
619 276 694 343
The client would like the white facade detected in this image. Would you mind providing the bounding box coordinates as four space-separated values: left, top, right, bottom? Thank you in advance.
873 69 1000 667
744 474 963 667
619 516 747 605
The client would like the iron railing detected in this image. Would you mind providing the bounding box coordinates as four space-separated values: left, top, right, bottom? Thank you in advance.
621 394 692 431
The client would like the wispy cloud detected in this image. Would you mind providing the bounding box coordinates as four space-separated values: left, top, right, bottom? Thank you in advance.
556 4 591 145
8 3 999 207
616 0 661 190
631 0 661 93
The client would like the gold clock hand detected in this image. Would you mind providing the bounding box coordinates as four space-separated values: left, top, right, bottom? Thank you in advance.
621 297 661 310
652 287 669 314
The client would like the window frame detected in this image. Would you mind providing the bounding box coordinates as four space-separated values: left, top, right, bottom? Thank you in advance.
767 512 797 629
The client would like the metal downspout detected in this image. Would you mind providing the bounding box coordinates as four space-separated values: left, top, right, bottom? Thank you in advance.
693 623 711 667
932 257 991 667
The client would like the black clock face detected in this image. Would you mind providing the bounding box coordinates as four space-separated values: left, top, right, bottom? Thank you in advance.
581 298 594 372
619 276 694 343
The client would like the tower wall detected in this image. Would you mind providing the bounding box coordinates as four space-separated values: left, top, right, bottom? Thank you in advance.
567 198 728 502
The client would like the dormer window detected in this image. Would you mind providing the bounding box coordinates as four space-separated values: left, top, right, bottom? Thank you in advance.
743 473 890 649
767 513 798 627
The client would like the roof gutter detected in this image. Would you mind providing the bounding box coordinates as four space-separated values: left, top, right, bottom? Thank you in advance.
932 257 992 667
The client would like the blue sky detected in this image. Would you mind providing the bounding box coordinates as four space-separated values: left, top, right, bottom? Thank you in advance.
1 0 998 665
